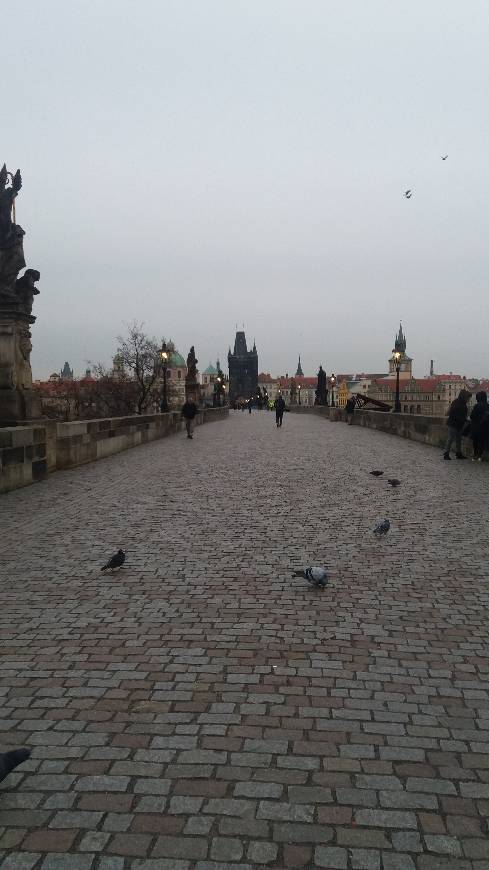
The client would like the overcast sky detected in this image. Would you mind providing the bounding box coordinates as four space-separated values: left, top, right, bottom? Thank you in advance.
4 0 488 379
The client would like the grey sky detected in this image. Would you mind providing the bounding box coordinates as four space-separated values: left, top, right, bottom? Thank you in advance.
4 0 488 379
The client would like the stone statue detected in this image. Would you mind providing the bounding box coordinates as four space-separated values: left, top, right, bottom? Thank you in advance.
315 364 328 406
185 345 200 404
0 163 41 422
186 346 198 382
0 164 24 249
15 269 40 316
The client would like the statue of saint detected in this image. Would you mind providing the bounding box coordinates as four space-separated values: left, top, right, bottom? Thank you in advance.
0 165 26 300
315 364 328 406
15 269 40 316
0 165 24 249
186 346 198 383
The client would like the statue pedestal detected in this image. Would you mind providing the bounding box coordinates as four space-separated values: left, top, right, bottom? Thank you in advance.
0 311 41 426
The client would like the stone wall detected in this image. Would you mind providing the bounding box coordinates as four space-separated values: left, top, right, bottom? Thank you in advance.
289 405 470 453
0 407 228 495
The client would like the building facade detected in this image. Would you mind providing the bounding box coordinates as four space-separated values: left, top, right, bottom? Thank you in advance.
228 331 258 404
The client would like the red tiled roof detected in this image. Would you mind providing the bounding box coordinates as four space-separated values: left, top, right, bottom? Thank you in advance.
277 376 316 387
258 373 275 383
373 378 473 395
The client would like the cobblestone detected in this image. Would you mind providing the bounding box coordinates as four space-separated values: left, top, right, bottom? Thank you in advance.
2 411 489 868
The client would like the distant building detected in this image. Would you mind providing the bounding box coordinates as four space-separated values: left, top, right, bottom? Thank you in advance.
295 355 304 377
228 331 258 404
201 360 228 406
60 361 73 380
165 345 187 408
388 323 412 380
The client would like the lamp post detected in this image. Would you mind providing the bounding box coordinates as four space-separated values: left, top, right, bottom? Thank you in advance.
392 349 401 413
160 342 169 412
330 374 336 407
298 384 302 405
215 375 222 407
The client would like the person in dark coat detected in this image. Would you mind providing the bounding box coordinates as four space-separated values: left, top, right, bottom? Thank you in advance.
181 399 198 439
470 391 489 461
345 396 356 425
443 389 471 460
275 395 286 427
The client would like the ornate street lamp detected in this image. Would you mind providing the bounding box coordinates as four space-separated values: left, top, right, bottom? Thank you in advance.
160 342 170 412
298 384 302 405
392 349 401 413
330 373 336 407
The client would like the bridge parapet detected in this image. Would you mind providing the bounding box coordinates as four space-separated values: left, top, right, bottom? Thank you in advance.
0 407 228 494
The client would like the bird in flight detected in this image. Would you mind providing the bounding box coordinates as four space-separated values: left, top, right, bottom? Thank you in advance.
404 190 412 199
441 155 448 160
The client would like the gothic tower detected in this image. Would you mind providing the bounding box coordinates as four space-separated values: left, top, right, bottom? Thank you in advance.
295 355 304 377
228 330 258 403
388 323 413 380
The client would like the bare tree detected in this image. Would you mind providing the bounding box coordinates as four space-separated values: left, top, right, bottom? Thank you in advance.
115 322 161 415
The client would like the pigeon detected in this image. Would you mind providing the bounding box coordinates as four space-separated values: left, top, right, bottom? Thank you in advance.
293 567 328 588
404 190 412 198
387 478 401 487
101 549 125 572
374 519 390 537
0 748 31 785
370 470 384 477
441 154 448 160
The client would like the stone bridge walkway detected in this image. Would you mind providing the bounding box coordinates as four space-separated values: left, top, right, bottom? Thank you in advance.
1 410 489 870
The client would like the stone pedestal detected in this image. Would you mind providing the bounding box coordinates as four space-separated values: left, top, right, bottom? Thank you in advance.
0 311 41 425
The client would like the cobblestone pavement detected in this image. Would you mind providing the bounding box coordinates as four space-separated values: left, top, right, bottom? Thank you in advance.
1 410 489 870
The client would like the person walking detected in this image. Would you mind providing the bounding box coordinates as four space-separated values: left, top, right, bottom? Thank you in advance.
345 396 356 425
470 391 489 461
443 389 471 460
275 395 286 427
181 398 198 439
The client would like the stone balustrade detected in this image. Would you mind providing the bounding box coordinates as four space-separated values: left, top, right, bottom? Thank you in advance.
289 404 470 453
0 407 229 494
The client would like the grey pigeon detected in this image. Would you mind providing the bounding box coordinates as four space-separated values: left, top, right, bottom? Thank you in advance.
101 549 125 572
404 190 412 198
387 478 401 487
370 470 384 477
0 748 31 784
374 519 390 537
293 567 328 588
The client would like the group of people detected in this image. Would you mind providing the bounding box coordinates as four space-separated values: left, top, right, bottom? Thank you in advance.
444 389 489 461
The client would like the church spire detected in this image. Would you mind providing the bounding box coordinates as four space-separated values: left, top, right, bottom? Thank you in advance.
295 355 304 377
394 322 406 354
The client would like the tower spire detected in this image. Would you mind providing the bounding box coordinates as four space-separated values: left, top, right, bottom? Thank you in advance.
296 355 304 377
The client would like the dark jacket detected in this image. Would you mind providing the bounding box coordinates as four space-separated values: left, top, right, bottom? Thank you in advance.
470 397 489 434
345 398 355 414
181 401 197 420
447 392 470 431
275 397 286 414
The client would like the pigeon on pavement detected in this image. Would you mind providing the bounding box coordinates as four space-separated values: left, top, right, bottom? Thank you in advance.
387 479 401 487
293 567 328 588
101 549 126 572
370 470 384 477
0 748 31 785
374 519 390 537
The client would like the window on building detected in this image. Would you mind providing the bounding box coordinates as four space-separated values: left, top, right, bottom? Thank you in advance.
403 405 408 412
178 371 181 379
167 370 172 379
416 404 421 414
410 405 414 414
